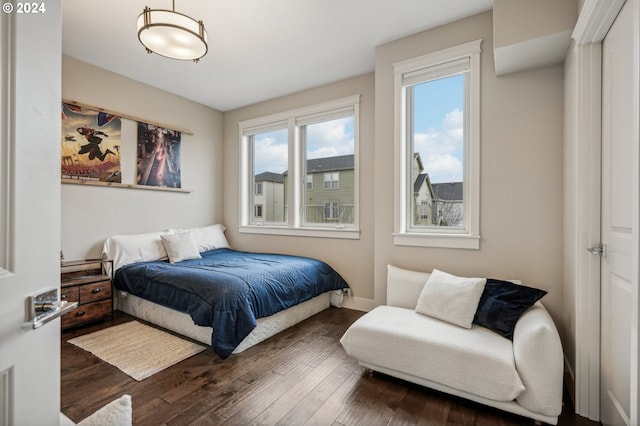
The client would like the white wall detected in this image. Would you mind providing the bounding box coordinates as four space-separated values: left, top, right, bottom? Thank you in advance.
373 12 566 326
61 56 224 260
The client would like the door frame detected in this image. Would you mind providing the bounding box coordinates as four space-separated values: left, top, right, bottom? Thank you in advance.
571 0 639 422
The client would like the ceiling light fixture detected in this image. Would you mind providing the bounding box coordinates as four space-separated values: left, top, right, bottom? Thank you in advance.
137 1 208 63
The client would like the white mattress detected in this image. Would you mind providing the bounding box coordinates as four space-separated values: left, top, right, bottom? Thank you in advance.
116 290 342 354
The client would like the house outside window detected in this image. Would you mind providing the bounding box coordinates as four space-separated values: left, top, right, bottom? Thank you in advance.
247 128 287 225
324 172 339 189
305 154 354 225
239 95 360 239
393 40 481 249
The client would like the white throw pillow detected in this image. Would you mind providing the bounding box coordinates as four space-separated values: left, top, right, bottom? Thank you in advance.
102 231 171 271
161 231 202 263
171 224 230 252
415 269 486 329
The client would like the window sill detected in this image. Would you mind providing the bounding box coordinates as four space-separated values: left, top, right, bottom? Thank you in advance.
239 225 360 240
393 232 480 249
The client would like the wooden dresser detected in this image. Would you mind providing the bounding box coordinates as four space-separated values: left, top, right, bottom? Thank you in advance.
60 259 113 329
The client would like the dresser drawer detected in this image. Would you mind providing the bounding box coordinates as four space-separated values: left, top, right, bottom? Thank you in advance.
61 299 112 329
79 280 111 304
60 286 79 303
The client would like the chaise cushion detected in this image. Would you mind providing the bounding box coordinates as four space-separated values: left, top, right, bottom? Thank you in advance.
340 305 525 402
415 269 486 329
386 265 430 309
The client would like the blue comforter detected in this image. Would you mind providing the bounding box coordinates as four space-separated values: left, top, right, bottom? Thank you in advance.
114 248 349 358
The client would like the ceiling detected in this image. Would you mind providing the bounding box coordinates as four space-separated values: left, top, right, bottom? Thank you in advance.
62 0 493 112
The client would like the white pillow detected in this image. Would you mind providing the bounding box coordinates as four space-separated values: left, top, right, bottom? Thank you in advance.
160 231 202 263
102 231 171 271
171 224 230 252
415 269 486 329
386 265 431 309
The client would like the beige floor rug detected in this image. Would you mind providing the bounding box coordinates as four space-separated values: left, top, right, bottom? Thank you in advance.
68 321 206 381
61 394 132 426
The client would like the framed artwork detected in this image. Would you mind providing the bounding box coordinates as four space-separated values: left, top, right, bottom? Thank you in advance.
60 100 193 193
136 123 182 188
61 103 122 183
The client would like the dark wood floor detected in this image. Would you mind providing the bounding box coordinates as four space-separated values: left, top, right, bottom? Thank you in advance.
61 309 600 426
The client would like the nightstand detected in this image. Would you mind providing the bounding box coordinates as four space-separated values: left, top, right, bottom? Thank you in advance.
60 258 114 329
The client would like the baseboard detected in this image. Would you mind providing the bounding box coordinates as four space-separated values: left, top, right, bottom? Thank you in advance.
342 296 376 312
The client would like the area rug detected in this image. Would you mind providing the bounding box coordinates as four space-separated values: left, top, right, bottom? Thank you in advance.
68 321 206 381
61 394 132 426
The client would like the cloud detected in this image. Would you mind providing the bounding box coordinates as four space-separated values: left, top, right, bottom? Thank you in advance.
306 117 354 159
253 117 355 174
254 132 288 174
414 108 463 183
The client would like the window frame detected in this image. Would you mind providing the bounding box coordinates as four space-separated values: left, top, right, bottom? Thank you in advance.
393 40 482 249
239 95 360 239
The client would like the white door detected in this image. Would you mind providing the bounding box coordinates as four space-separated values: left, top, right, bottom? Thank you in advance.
0 5 62 426
600 1 636 425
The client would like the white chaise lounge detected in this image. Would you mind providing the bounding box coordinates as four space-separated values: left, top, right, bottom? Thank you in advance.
340 265 563 425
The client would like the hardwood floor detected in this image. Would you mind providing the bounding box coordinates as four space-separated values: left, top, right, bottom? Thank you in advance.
61 309 600 426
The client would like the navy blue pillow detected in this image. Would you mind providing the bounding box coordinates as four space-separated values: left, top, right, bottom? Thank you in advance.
473 278 547 340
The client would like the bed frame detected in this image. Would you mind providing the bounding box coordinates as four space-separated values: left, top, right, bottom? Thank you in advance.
115 290 343 354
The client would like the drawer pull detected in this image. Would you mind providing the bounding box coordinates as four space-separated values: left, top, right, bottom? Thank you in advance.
61 294 68 299
91 288 102 294
76 311 86 317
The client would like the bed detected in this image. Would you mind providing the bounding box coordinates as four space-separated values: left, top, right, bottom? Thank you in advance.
102 224 350 358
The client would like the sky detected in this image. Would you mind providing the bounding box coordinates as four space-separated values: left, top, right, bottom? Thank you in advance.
253 74 464 183
412 74 464 183
253 117 354 174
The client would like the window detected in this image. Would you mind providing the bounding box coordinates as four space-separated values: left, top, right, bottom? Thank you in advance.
248 128 287 225
239 95 360 239
419 201 430 221
393 40 481 249
254 204 263 218
323 172 339 189
324 202 339 220
303 116 354 227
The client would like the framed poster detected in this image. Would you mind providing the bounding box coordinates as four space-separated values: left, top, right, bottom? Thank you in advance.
136 123 182 188
61 100 192 192
61 102 122 182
